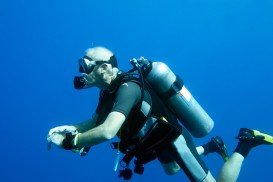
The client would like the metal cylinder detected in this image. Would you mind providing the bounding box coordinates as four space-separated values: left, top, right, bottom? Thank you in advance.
143 62 214 138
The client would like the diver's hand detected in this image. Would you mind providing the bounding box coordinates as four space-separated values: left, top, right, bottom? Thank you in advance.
47 131 66 149
47 125 78 150
48 125 77 136
47 126 90 156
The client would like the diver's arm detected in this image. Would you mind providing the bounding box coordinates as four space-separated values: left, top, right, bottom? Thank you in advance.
48 114 97 140
77 111 126 148
74 113 98 133
75 82 140 148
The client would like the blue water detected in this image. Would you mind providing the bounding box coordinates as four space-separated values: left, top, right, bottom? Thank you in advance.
1 0 273 181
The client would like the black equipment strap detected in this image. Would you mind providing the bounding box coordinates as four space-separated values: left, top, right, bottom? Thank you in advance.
161 75 184 100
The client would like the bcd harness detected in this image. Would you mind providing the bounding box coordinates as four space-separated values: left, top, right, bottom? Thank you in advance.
107 69 182 180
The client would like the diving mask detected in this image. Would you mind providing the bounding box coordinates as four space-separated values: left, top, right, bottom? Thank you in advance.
78 56 108 74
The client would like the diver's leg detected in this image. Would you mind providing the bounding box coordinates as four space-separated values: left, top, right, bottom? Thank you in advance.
217 128 273 182
160 161 181 175
158 145 181 175
196 146 205 155
217 152 243 182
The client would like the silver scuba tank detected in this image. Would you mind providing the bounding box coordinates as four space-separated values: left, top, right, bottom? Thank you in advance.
133 59 214 138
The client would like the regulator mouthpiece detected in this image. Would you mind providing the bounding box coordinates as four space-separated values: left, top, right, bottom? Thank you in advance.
74 75 90 89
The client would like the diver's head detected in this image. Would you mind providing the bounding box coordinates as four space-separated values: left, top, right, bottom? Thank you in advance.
74 46 119 90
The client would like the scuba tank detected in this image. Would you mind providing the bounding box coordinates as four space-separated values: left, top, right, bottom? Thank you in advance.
130 58 214 138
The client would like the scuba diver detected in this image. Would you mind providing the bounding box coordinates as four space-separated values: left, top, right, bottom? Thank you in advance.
47 46 273 182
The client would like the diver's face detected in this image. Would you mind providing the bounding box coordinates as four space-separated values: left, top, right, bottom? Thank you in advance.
84 60 114 88
77 54 111 85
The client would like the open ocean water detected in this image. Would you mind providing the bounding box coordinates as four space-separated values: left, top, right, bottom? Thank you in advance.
0 0 273 181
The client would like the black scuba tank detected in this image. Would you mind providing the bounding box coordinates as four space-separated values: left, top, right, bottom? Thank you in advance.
131 59 214 138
